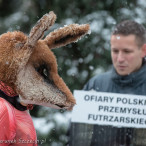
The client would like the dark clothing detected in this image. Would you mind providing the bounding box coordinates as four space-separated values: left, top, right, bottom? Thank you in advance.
69 64 146 146
0 89 27 111
83 65 146 95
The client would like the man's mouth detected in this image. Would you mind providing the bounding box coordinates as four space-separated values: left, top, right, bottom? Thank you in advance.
117 65 127 70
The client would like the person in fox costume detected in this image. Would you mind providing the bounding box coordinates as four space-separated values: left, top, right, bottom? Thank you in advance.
0 11 89 145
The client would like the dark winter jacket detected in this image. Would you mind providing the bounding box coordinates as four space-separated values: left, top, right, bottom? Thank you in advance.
84 65 146 95
69 63 146 146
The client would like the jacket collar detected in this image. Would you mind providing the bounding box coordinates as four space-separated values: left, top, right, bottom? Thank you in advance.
112 63 146 87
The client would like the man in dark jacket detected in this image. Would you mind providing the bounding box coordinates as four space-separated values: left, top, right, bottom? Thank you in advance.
69 20 146 146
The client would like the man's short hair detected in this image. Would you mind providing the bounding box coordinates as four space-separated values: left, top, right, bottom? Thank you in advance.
112 20 146 47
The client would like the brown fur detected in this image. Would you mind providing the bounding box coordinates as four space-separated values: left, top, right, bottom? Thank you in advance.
0 11 90 110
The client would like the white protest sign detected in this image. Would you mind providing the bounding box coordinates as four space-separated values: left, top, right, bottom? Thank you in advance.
71 90 146 128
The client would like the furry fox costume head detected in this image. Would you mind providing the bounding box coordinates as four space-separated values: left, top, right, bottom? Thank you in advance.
0 11 89 110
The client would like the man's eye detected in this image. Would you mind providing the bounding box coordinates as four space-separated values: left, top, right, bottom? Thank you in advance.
112 49 119 53
124 50 132 53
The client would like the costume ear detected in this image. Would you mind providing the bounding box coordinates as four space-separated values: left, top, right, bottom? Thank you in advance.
44 24 90 49
26 11 56 47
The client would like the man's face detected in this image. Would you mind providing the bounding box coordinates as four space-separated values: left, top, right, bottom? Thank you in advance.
111 34 145 76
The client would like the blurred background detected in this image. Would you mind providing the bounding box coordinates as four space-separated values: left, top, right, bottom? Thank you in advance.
0 0 146 145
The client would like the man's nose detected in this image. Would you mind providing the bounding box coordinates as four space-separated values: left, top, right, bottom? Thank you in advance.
117 52 125 62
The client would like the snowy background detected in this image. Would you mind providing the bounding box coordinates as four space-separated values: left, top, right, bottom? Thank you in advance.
0 0 146 145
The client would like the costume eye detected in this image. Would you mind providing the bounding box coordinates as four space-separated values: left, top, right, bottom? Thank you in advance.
36 64 50 79
43 68 48 77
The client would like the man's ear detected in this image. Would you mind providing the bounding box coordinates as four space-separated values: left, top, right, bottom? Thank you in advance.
141 44 146 58
44 24 90 49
